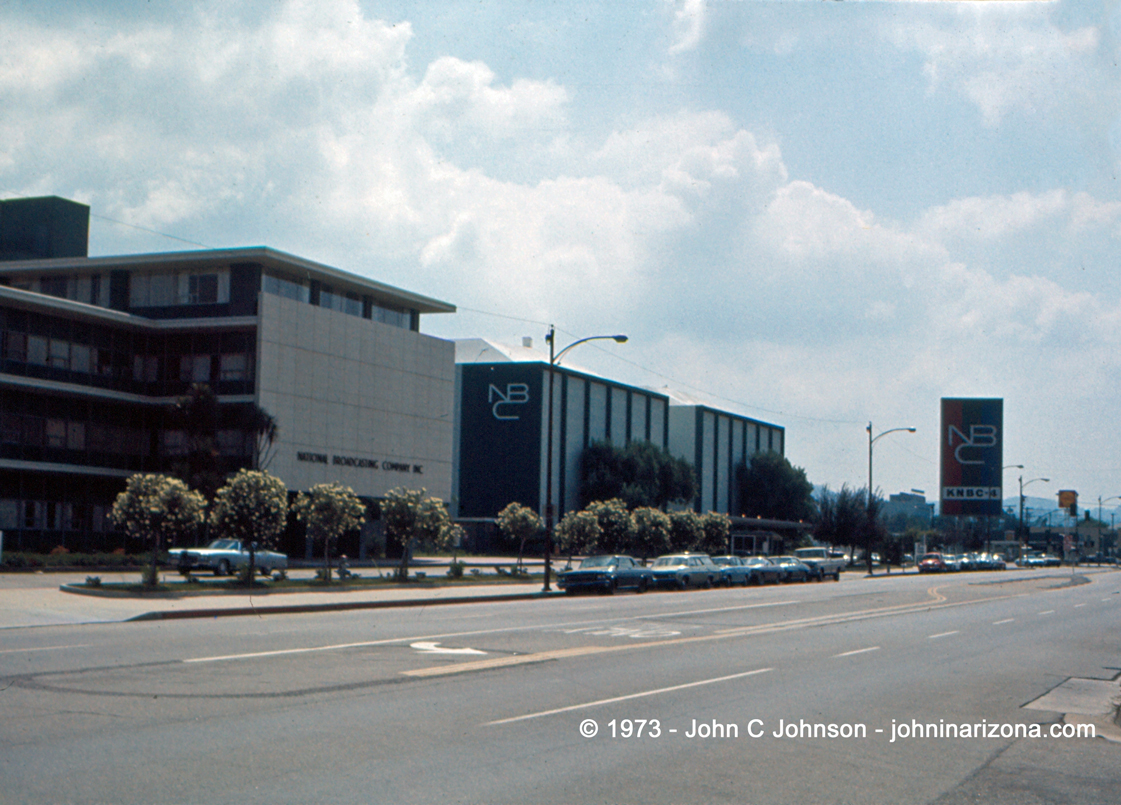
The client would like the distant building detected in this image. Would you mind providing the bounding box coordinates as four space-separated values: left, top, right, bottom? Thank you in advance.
882 492 935 531
0 196 456 555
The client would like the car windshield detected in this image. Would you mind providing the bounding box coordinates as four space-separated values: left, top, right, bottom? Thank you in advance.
579 556 615 568
653 557 686 567
207 540 238 550
712 557 737 565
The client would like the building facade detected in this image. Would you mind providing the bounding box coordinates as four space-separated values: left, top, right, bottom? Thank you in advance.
0 196 456 554
663 389 785 515
453 338 670 520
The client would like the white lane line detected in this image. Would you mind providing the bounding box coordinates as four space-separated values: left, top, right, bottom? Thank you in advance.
993 619 1014 625
0 644 88 655
1038 610 1055 615
485 667 773 726
833 646 880 658
1074 604 1086 608
928 631 959 639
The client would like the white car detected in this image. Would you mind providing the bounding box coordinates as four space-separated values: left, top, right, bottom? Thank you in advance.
172 539 288 576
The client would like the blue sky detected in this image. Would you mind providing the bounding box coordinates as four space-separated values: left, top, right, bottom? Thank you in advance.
3 0 1120 514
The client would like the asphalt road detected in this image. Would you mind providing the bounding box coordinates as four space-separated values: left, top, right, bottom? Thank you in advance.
2 569 1119 804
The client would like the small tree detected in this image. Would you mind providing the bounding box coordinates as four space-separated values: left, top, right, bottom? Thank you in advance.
694 511 731 555
109 474 206 588
293 483 365 582
210 469 289 583
382 488 451 581
668 510 703 552
631 507 671 563
586 499 635 554
496 502 543 571
554 509 602 561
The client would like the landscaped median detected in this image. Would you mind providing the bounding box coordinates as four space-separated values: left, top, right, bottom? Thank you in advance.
58 573 560 621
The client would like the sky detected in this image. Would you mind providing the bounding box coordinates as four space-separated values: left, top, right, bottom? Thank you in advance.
3 0 1120 515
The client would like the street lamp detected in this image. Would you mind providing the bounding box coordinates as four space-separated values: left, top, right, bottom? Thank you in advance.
1018 475 1050 541
542 325 628 591
866 422 916 573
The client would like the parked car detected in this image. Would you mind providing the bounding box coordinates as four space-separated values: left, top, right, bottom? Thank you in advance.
173 539 288 576
741 556 784 585
770 555 817 582
1016 553 1047 568
712 555 750 586
792 547 844 581
558 555 651 594
649 553 721 590
918 552 946 573
942 554 963 572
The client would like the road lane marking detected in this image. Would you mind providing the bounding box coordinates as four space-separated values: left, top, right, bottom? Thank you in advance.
485 667 773 725
0 644 88 655
1038 610 1055 615
1074 603 1086 608
928 631 959 639
993 619 1014 625
833 646 880 658
410 642 487 655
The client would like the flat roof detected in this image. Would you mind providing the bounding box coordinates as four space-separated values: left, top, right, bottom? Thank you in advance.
0 246 456 315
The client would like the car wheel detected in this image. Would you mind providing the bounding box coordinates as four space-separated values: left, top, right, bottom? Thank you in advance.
703 577 713 589
678 576 688 590
259 566 271 577
834 570 841 581
637 577 648 593
215 559 230 576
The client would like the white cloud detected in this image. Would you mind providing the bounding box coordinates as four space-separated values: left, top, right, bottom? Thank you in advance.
668 0 707 55
885 12 1101 126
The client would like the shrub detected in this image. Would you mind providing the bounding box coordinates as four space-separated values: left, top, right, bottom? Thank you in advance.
447 560 466 579
85 576 102 587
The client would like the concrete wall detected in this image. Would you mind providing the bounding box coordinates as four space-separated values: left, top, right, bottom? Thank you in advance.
256 292 455 500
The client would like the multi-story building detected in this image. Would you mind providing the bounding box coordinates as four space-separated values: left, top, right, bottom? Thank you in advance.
0 196 456 555
453 338 671 521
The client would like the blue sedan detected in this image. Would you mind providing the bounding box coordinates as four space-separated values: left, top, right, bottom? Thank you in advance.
558 555 651 594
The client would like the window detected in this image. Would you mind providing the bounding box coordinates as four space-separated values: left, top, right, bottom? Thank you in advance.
3 331 26 362
0 500 18 529
46 419 67 448
187 274 219 304
48 338 69 369
70 343 91 373
219 353 249 381
319 287 345 312
1 413 21 444
161 430 187 457
27 335 48 366
66 422 85 450
179 355 210 383
217 429 247 456
40 276 69 299
262 273 310 302
133 355 159 383
344 293 362 317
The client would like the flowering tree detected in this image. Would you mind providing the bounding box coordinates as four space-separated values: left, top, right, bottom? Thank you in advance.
381 488 452 581
495 502 543 571
554 509 602 560
694 511 732 555
109 474 206 587
585 499 635 554
293 483 366 582
631 506 672 562
668 510 703 553
210 469 289 582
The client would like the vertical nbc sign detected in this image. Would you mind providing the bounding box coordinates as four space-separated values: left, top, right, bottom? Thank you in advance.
940 398 1004 517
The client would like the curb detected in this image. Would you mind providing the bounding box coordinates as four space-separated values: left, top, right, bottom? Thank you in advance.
125 590 563 621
